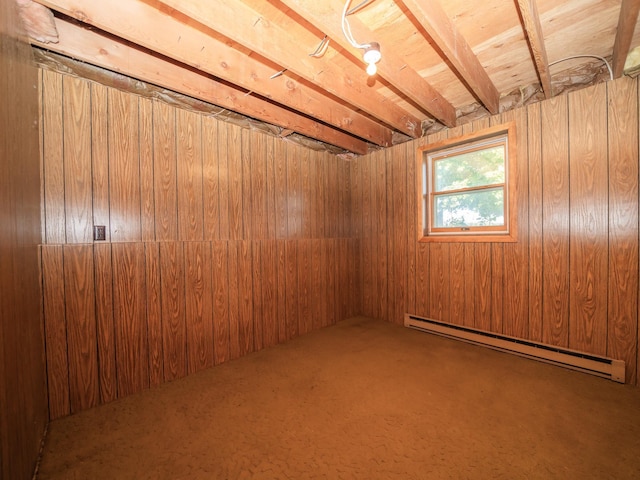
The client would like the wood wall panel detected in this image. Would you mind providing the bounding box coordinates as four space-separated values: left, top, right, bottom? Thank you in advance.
63 78 93 243
41 245 70 419
109 89 142 242
184 242 214 374
63 245 99 413
94 244 117 402
160 242 187 381
153 100 178 242
40 70 362 421
541 95 570 348
607 78 639 384
112 243 149 396
568 84 608 355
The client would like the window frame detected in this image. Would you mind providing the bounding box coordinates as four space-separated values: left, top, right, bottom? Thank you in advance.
417 122 517 243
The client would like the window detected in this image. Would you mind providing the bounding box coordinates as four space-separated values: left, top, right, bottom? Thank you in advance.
418 123 517 242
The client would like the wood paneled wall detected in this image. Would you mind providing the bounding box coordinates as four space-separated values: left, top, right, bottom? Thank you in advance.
0 1 48 478
40 70 360 419
352 77 640 385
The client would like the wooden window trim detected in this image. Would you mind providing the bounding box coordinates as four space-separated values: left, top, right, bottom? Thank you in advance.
416 122 518 243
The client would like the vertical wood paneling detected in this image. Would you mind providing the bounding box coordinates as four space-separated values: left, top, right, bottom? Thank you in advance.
527 102 544 342
227 241 240 359
217 120 230 240
212 241 230 365
449 244 465 325
139 97 155 241
184 242 214 374
568 84 608 355
491 244 504 333
276 240 288 342
311 238 324 330
429 243 450 322
93 244 117 403
91 83 111 242
153 100 178 241
406 143 417 316
261 240 278 347
144 242 164 387
112 243 149 397
63 78 92 243
252 241 264 351
177 109 204 241
265 137 277 239
274 140 288 238
541 95 570 347
309 151 319 238
463 244 475 327
63 245 99 413
298 240 312 335
326 239 337 326
109 89 141 242
228 123 243 240
43 70 65 244
287 145 301 238
241 130 253 239
250 131 268 239
238 240 254 356
317 152 327 238
300 147 311 238
285 240 299 337
160 242 186 381
41 245 70 419
203 116 220 240
608 78 639 383
385 151 396 324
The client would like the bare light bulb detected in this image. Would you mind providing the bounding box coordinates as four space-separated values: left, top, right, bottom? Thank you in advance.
366 62 377 76
362 42 381 76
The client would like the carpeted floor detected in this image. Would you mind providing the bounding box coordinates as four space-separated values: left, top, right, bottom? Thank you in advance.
37 317 640 479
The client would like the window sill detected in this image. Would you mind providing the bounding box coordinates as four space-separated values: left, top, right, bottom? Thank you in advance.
418 232 517 243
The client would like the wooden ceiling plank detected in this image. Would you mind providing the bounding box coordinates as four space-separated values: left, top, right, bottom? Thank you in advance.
278 0 456 127
612 0 640 78
157 0 422 137
515 0 552 99
35 0 392 147
401 0 500 114
33 17 369 154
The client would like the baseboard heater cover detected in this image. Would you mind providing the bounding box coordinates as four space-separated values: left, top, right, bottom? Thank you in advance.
404 314 625 383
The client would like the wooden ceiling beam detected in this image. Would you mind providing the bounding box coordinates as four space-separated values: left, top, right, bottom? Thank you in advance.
277 0 456 127
515 0 552 99
612 0 640 78
158 0 422 138
401 0 500 114
35 0 393 147
32 17 370 154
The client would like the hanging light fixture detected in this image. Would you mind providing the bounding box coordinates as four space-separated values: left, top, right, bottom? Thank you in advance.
341 0 381 76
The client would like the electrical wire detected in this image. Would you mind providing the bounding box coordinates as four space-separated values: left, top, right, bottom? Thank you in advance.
549 54 613 81
341 0 370 50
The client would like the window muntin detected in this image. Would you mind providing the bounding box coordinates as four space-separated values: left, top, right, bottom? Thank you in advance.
418 123 517 242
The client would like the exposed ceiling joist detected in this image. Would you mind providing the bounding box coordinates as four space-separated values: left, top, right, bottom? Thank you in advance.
31 17 370 154
515 0 552 99
401 0 500 114
612 0 640 78
158 0 422 138
277 0 457 127
36 0 393 147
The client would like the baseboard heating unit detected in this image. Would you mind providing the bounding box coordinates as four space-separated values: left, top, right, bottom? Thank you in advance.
404 314 625 383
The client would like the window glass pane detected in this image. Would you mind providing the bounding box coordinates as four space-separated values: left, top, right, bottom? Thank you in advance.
433 187 504 228
434 145 505 192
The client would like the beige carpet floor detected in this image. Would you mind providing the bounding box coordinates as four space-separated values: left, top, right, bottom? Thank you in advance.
37 317 640 479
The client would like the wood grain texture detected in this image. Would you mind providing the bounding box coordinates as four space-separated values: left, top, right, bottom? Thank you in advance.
63 77 92 243
491 243 504 333
261 240 279 348
91 83 111 242
250 131 268 239
228 123 243 240
42 69 65 244
527 102 544 342
241 130 253 240
112 243 149 396
93 244 117 403
449 243 465 325
109 89 142 242
202 116 220 240
285 240 299 337
144 242 164 387
177 109 204 241
238 240 254 356
265 137 277 239
153 100 178 241
41 245 70 419
607 78 639 383
227 241 240 358
274 139 288 239
184 241 214 373
300 146 311 238
541 95 570 347
139 97 155 241
160 242 187 381
428 243 450 322
297 240 312 335
391 146 408 325
406 143 417 316
217 120 230 240
568 84 608 355
287 145 301 238
63 245 99 413
276 240 288 342
212 241 230 364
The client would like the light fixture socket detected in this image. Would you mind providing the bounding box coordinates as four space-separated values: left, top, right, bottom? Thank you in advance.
363 42 381 65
